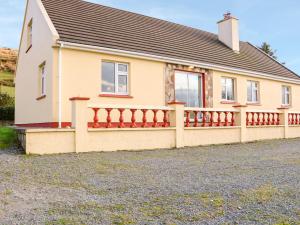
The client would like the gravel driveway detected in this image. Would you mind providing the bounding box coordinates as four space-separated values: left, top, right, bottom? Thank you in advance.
0 139 299 225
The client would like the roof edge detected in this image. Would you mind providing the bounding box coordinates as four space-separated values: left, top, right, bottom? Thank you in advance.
247 42 299 78
57 41 300 85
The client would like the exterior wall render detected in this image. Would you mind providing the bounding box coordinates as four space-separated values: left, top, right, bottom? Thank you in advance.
15 0 58 125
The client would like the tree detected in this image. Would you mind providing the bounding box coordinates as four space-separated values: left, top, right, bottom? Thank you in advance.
259 42 278 60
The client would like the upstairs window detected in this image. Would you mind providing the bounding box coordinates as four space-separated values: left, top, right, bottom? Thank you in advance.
27 19 33 52
39 62 46 96
101 61 129 95
221 77 235 101
282 86 291 106
247 81 259 103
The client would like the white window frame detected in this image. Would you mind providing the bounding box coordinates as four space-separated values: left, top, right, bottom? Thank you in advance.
282 85 291 106
40 62 46 96
221 77 235 101
247 80 259 103
101 62 129 95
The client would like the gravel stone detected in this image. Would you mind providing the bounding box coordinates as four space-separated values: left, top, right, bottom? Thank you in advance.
0 139 299 224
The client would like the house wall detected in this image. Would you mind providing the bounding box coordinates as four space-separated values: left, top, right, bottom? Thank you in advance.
15 0 58 124
212 70 300 110
53 48 166 123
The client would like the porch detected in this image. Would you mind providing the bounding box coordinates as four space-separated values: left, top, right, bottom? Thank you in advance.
17 98 300 155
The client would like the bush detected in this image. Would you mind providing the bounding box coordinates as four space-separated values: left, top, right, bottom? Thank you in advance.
0 127 17 149
0 106 14 121
0 93 14 106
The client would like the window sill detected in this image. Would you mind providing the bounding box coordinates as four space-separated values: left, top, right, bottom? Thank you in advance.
26 45 32 53
280 105 291 109
99 94 133 99
220 101 238 105
246 102 261 106
36 95 46 101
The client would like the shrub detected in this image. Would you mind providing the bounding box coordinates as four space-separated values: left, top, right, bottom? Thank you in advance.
0 106 14 121
0 93 14 106
0 127 17 149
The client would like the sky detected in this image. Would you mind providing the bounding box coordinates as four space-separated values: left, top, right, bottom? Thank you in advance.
0 0 300 74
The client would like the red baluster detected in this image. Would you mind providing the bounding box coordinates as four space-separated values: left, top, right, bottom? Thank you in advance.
217 112 221 127
92 108 100 128
142 109 148 128
256 112 261 125
162 110 169 127
262 113 266 125
295 114 299 125
272 113 276 125
118 108 125 128
130 109 137 128
288 114 292 125
298 114 300 125
152 110 158 127
194 111 199 127
224 112 229 126
209 111 214 127
246 112 249 126
267 113 271 125
276 113 280 125
292 113 295 125
106 108 112 128
231 112 235 126
186 111 190 127
251 112 256 126
202 111 207 127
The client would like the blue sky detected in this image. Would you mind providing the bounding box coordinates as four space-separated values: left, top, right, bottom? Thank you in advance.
1 0 300 74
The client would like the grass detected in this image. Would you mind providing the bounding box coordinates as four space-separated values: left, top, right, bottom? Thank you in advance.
0 127 17 149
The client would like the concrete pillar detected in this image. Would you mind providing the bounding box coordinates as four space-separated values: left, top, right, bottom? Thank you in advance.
233 105 248 143
168 102 185 148
70 97 90 153
278 107 290 139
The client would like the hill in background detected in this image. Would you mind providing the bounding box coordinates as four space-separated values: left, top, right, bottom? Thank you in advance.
0 48 17 97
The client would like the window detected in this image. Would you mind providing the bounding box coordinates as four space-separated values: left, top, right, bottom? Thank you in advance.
282 86 291 105
221 77 235 101
247 81 259 103
175 71 203 107
101 62 128 94
27 19 33 51
39 63 46 96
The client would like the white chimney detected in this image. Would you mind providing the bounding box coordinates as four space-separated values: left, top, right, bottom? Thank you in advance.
218 13 240 53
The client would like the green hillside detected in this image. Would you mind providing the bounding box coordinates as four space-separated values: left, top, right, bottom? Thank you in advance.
0 71 15 97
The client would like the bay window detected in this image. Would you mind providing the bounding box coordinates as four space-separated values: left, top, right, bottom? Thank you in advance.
101 61 129 95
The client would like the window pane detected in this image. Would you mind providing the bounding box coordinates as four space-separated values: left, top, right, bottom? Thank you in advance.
221 78 226 100
188 74 200 107
118 75 128 93
175 72 188 105
282 87 286 104
102 62 115 93
118 64 128 73
247 81 252 102
227 79 234 101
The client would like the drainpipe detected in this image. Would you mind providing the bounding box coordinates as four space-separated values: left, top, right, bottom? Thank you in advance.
58 42 64 128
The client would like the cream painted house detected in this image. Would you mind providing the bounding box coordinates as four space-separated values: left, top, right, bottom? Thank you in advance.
15 0 300 154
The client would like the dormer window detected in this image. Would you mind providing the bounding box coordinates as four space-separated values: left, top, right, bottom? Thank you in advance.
26 19 33 53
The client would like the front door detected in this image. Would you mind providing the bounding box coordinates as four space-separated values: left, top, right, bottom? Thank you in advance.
175 71 203 107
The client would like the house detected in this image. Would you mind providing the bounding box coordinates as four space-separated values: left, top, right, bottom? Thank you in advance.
15 0 300 154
